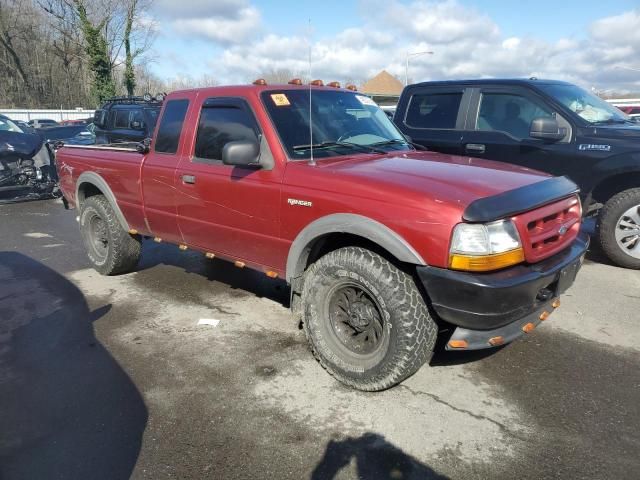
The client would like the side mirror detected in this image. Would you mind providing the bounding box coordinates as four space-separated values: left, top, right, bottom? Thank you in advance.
530 117 565 141
222 139 260 167
94 109 107 128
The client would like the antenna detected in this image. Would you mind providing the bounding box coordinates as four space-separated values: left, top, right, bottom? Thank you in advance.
308 18 316 166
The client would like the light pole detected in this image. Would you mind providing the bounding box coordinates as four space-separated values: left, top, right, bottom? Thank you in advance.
405 50 434 86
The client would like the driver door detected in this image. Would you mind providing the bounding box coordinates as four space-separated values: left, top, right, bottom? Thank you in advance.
461 87 578 179
175 97 284 269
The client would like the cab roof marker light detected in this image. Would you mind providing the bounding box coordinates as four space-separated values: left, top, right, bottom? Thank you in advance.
253 78 267 86
288 78 303 85
346 84 357 91
327 81 341 88
310 79 324 86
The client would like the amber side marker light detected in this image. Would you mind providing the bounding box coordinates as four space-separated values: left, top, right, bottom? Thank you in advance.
288 78 302 85
253 78 267 85
128 229 138 235
234 261 246 268
539 311 550 321
178 244 188 251
489 336 505 346
523 322 536 333
552 299 561 309
448 339 468 349
266 270 278 278
205 252 215 259
153 237 162 243
449 248 525 272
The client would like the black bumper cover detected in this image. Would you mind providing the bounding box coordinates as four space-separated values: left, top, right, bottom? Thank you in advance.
417 233 589 333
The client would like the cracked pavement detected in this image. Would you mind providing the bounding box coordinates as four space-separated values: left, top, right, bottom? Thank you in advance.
1 199 639 479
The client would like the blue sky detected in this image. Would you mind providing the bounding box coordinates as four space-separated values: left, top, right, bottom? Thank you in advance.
147 0 640 90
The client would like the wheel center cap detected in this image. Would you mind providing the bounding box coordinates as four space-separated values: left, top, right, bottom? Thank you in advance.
349 302 372 330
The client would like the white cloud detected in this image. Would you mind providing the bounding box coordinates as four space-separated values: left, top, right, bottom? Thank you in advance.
152 1 640 91
172 6 261 45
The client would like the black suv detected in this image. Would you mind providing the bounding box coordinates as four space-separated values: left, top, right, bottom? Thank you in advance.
394 78 640 269
93 95 162 144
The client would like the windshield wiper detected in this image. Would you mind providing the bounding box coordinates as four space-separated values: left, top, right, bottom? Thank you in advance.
371 138 428 151
292 141 386 154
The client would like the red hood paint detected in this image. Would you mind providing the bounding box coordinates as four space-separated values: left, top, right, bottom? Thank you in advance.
281 150 552 268
285 150 549 210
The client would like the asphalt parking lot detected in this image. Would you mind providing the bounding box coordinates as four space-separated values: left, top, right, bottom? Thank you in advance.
1 198 639 480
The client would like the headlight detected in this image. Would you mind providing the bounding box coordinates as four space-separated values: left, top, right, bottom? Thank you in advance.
449 220 524 271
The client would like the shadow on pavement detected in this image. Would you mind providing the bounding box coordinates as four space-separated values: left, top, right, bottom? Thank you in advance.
311 433 449 480
0 252 147 480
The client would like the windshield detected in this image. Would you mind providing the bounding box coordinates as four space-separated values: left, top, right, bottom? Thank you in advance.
0 117 24 133
261 89 409 159
539 84 631 124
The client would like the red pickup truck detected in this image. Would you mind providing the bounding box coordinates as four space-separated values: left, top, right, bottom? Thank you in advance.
56 80 589 391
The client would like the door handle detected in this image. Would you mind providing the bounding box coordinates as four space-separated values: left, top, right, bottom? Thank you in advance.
465 143 486 154
181 174 196 184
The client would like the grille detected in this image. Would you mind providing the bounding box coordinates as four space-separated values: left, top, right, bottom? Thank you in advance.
512 195 581 263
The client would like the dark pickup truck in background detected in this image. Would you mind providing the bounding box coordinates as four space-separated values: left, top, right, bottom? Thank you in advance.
394 78 640 269
56 80 587 391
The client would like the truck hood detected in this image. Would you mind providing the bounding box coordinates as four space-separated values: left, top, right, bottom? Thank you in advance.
588 123 640 141
290 150 552 213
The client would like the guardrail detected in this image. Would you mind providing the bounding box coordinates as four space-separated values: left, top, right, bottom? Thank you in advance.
0 109 95 122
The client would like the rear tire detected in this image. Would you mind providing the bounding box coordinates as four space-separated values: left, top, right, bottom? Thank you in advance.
302 247 437 391
598 188 640 269
79 195 141 275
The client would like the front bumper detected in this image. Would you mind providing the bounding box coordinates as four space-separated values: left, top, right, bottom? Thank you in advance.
417 232 589 350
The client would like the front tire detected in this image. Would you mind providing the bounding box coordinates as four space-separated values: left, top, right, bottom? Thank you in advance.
302 247 437 391
79 195 141 275
598 188 640 269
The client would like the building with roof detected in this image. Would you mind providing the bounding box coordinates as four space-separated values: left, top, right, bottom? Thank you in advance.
360 70 404 105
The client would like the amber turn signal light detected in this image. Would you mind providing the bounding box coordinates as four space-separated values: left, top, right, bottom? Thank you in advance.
448 339 468 349
449 248 525 272
539 311 550 321
522 322 536 333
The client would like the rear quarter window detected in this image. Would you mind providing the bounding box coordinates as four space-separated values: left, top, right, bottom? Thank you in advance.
154 99 189 154
405 92 462 129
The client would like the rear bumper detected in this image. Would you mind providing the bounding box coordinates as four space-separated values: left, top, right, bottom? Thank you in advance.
416 232 589 349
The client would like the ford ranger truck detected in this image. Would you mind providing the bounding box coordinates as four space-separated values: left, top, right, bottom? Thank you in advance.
394 78 640 269
55 80 589 391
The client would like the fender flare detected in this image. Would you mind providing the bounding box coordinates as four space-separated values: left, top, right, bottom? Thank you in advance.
285 213 426 283
75 171 130 232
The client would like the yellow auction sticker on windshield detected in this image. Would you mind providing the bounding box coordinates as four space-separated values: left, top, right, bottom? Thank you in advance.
271 93 291 106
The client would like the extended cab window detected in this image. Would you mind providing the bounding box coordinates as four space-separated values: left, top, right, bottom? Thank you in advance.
194 104 259 162
476 93 552 139
405 92 462 129
154 99 189 153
